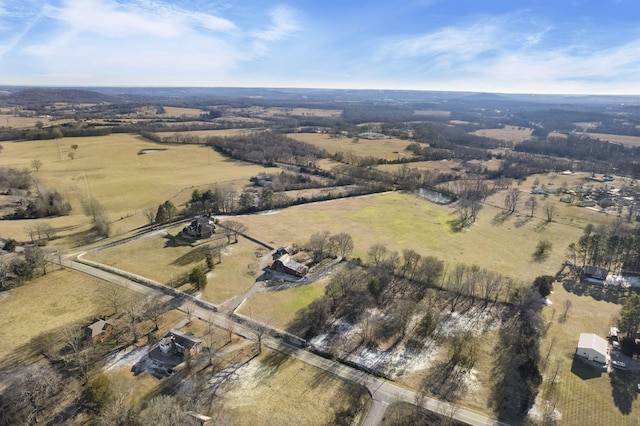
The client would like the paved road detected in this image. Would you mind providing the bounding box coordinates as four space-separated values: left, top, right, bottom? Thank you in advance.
53 254 506 426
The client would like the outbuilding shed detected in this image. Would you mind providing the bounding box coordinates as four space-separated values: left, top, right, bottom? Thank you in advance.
576 333 609 365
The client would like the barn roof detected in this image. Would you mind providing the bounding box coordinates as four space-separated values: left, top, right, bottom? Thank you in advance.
86 319 114 338
577 333 608 357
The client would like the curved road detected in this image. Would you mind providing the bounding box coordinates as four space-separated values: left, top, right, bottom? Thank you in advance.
52 251 506 426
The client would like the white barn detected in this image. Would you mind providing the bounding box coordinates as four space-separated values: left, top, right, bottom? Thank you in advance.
576 333 609 365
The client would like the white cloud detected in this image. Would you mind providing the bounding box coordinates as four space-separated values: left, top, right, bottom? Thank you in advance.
253 5 300 41
41 0 235 39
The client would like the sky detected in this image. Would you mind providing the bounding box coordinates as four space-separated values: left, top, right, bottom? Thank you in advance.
1 0 640 95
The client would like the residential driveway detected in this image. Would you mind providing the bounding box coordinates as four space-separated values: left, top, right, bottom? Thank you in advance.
609 347 640 372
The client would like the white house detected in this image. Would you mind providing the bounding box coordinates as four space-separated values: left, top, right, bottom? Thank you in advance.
576 333 609 365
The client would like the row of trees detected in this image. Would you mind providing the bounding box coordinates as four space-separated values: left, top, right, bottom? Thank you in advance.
568 223 640 273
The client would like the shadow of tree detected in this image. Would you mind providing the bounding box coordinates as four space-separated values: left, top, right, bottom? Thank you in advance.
491 211 512 226
327 381 370 426
171 245 210 266
252 350 290 382
562 279 635 305
610 369 638 415
514 215 533 228
421 360 468 402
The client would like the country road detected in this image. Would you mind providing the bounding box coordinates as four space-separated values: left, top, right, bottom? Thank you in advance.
52 251 507 426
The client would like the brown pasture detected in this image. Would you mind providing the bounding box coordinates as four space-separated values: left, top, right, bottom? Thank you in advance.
0 134 268 242
471 125 533 143
288 133 416 160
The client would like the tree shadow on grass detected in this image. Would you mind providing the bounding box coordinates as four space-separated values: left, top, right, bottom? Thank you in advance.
421 360 467 403
171 245 210 266
610 369 638 415
491 211 512 226
514 215 533 228
563 279 634 304
253 350 289 382
327 381 370 425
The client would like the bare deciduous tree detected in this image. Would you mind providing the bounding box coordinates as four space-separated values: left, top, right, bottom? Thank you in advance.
220 219 247 244
21 362 62 424
31 159 43 171
329 232 354 258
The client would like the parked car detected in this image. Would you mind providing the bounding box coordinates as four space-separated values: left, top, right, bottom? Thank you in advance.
612 360 626 369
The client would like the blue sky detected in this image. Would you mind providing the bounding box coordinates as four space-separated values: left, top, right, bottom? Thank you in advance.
1 0 640 94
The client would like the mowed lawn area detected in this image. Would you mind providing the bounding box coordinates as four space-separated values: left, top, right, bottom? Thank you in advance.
0 268 133 363
540 285 639 425
235 191 590 283
82 228 263 305
288 133 420 161
237 274 331 328
0 134 269 241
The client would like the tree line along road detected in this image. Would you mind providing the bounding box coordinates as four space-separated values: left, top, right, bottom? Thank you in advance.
50 254 507 426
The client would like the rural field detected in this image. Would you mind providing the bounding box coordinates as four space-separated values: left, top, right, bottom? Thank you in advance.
209 348 370 425
471 125 533 143
578 132 640 147
538 284 638 425
233 191 588 282
288 133 418 160
0 134 269 241
0 268 134 362
82 228 264 305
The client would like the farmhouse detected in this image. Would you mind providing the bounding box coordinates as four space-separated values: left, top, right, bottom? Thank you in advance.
182 215 215 239
271 251 308 278
576 333 609 365
158 330 201 359
85 318 115 344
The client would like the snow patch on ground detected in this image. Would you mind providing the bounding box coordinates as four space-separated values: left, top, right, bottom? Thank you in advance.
605 275 640 287
310 305 503 380
103 346 147 372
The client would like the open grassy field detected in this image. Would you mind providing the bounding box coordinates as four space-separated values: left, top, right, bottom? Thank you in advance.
471 125 533 143
538 285 639 425
234 191 593 283
83 229 263 305
237 275 330 328
0 268 134 361
375 159 463 175
288 133 417 160
0 114 55 129
578 132 640 147
0 134 269 241
210 348 369 425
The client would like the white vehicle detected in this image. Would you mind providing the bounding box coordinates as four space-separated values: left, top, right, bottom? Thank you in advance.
611 360 626 369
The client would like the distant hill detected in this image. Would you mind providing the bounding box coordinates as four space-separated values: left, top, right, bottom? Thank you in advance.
3 88 117 106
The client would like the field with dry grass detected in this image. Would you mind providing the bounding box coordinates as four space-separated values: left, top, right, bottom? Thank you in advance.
232 191 593 282
471 125 533 143
237 275 330 328
537 284 640 425
375 159 463 175
288 133 417 160
82 229 264 305
0 134 269 242
0 268 134 361
579 132 640 147
209 348 369 425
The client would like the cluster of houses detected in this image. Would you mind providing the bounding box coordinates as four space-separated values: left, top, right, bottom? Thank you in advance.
531 173 640 212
